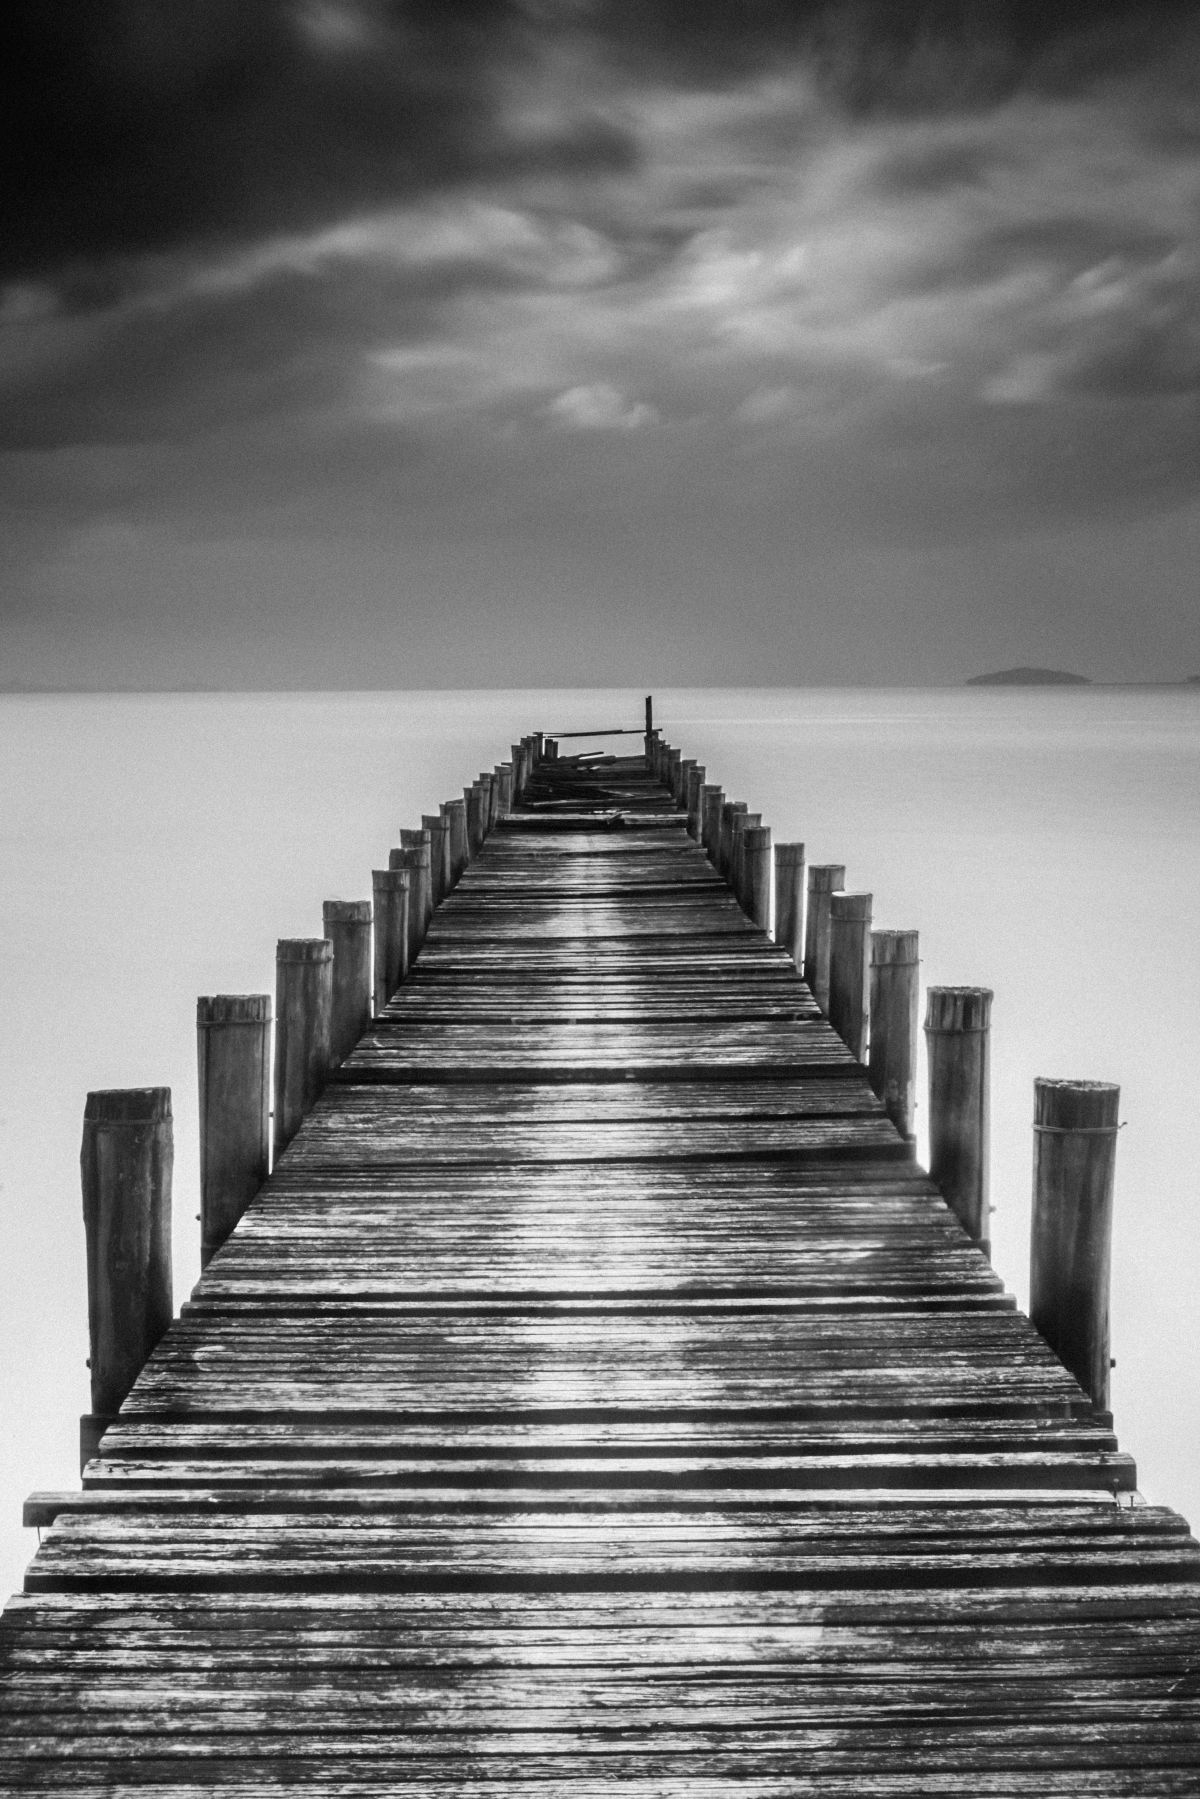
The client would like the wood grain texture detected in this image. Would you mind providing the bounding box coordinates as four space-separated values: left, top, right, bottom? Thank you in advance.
3 741 1198 1788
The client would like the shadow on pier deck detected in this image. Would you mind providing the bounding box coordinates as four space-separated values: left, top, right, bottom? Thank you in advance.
3 743 1200 1794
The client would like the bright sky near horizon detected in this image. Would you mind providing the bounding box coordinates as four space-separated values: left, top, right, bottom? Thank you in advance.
2 2 1199 687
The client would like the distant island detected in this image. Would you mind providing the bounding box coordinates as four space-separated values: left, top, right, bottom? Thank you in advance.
967 667 1091 687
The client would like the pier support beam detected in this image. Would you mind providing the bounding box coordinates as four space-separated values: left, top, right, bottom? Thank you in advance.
925 986 992 1256
774 843 806 967
196 996 271 1268
322 901 372 1068
868 930 919 1142
829 892 872 1061
79 1088 173 1470
371 868 409 1016
1030 1078 1120 1414
804 864 845 1013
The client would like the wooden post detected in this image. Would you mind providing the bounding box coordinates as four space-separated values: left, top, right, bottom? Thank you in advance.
719 800 748 880
667 748 682 804
677 757 696 810
322 901 372 1069
774 843 806 967
828 892 872 1061
464 783 485 859
371 868 409 1014
443 796 469 882
543 738 559 761
399 827 433 947
804 864 845 1013
197 996 270 1269
741 825 772 929
422 812 450 909
684 764 706 841
924 986 992 1255
79 1087 173 1470
644 694 654 762
701 786 724 863
510 743 524 801
475 773 495 837
1030 1078 1121 1413
491 766 506 825
868 929 919 1141
496 767 513 817
273 939 332 1159
731 810 760 900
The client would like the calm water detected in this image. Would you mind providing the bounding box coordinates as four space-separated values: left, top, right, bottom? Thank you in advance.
2 686 1199 1596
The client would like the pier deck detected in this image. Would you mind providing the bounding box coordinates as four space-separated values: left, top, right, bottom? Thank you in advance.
4 748 1200 1793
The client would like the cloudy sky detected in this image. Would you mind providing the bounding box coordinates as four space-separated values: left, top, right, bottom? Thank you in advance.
2 1 1198 687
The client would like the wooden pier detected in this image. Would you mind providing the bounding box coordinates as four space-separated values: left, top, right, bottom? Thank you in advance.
3 725 1200 1792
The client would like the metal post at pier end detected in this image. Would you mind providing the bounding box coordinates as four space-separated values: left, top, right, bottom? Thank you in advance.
273 939 332 1161
868 930 919 1142
828 892 872 1062
924 986 992 1256
322 901 372 1069
1030 1078 1121 1414
774 843 806 969
197 996 271 1269
79 1087 173 1471
742 825 773 930
804 864 845 1013
372 867 409 1016
423 813 450 908
701 786 724 863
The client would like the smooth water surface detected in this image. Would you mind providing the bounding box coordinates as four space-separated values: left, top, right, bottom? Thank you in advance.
1 686 1198 1597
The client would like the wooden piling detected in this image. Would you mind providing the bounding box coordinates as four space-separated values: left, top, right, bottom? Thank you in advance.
443 797 469 883
774 843 806 968
371 868 409 1015
510 744 525 800
79 1087 173 1470
399 827 433 948
719 800 748 880
644 694 653 760
677 758 696 812
730 810 761 902
924 986 992 1256
684 764 706 840
828 891 872 1062
464 784 485 859
1030 1078 1121 1414
667 749 682 805
476 773 495 835
196 996 271 1268
273 940 332 1159
701 786 724 863
496 766 514 818
422 813 450 909
543 738 559 762
322 900 372 1069
741 825 773 930
804 864 846 1013
869 929 920 1141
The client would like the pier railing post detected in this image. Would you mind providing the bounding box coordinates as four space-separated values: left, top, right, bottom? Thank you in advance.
1030 1078 1120 1413
685 765 706 840
398 828 433 953
828 892 872 1061
80 1087 173 1470
741 825 772 929
774 843 805 967
371 868 409 1015
924 986 992 1256
701 786 724 863
422 813 450 909
868 929 919 1141
274 940 333 1159
322 900 372 1068
443 797 469 884
804 864 845 1012
197 997 271 1268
